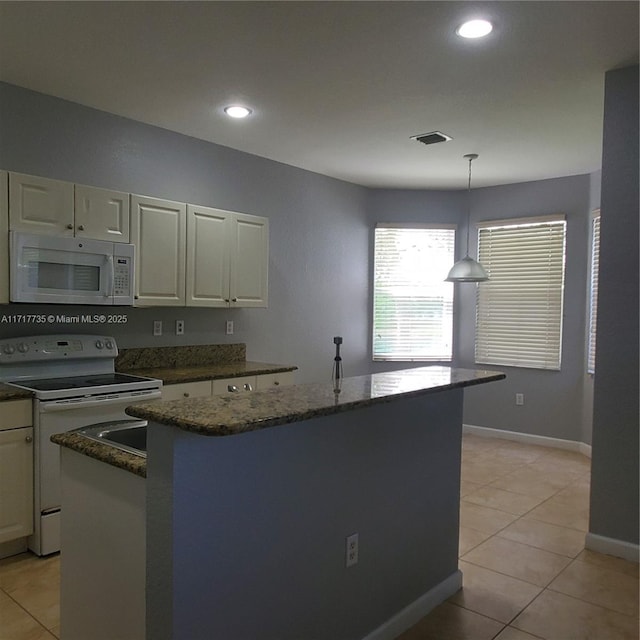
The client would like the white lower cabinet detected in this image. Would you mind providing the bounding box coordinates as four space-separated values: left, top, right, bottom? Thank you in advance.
162 372 294 401
0 400 34 544
161 381 212 401
211 376 257 395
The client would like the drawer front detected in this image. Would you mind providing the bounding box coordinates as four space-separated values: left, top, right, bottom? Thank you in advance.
161 381 212 401
212 376 257 395
0 399 32 431
255 372 295 390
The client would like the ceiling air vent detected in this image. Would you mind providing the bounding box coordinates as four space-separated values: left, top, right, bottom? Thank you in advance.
411 131 453 146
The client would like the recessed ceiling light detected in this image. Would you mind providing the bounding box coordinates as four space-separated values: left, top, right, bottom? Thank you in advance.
456 19 493 39
224 105 252 119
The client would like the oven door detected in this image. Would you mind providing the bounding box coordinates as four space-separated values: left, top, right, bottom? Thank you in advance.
31 389 160 555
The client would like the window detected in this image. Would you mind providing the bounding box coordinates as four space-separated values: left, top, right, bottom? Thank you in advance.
373 224 455 361
475 215 567 370
587 210 600 374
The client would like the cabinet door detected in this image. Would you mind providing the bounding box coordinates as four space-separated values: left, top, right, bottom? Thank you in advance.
212 376 257 395
75 185 130 242
161 381 212 401
255 371 295 390
186 205 231 307
131 195 186 306
0 427 34 544
9 172 74 235
0 171 8 304
229 213 269 308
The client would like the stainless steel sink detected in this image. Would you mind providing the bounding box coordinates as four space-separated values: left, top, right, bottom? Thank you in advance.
75 420 147 457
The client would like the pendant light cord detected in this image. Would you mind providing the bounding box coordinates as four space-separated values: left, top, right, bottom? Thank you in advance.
465 155 473 255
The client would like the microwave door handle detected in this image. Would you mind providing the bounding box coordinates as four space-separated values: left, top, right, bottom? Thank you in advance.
106 255 115 299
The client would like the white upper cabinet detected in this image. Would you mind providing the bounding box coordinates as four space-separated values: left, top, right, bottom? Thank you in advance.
186 206 268 308
229 213 269 308
9 173 129 242
74 185 130 242
186 204 231 307
9 173 74 235
130 195 187 307
0 171 8 304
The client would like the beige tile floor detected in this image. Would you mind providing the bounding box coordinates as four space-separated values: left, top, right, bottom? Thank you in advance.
398 434 639 640
0 434 637 640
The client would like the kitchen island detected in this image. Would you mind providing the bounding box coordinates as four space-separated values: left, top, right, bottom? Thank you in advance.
53 366 504 640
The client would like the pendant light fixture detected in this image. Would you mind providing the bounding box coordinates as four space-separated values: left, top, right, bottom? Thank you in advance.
446 153 489 283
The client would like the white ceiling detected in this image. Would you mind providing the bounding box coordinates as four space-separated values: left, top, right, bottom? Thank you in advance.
0 1 637 189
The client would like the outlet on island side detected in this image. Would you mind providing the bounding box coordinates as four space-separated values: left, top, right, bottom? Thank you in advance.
515 393 524 406
345 532 359 568
153 320 162 336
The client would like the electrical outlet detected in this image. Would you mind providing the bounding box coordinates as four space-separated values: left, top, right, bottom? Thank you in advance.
225 320 234 335
345 533 359 568
516 393 524 406
153 320 162 336
176 320 185 335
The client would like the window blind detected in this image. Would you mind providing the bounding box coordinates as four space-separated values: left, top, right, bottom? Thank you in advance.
373 225 455 361
587 211 600 374
475 216 567 370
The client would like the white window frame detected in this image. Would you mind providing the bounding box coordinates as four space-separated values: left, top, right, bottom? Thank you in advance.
475 215 567 370
372 223 455 362
587 209 600 374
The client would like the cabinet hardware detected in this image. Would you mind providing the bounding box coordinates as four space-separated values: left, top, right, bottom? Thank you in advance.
66 224 73 229
183 392 190 398
228 385 240 393
25 435 33 443
274 381 280 386
243 383 253 391
78 224 85 231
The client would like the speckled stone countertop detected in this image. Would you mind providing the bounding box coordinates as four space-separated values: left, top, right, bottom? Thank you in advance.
115 343 297 384
51 366 505 476
50 431 147 478
121 361 297 385
128 366 505 437
0 383 32 401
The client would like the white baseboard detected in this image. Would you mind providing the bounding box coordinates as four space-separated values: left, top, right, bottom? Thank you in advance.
362 570 462 640
463 424 592 458
585 533 640 563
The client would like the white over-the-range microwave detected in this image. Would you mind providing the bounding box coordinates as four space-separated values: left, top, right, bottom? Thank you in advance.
9 231 135 305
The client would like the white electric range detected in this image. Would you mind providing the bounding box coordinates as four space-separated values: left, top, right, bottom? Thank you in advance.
0 335 162 555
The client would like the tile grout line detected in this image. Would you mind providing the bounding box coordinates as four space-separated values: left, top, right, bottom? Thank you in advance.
2 585 56 638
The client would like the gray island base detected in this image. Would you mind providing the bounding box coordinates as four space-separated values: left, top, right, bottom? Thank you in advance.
55 366 505 640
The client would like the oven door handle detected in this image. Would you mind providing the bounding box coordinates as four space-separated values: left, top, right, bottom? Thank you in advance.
39 390 162 412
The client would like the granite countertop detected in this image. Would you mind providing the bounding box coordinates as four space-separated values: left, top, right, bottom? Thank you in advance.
51 432 148 478
0 383 32 401
124 361 298 385
51 366 505 476
127 366 505 437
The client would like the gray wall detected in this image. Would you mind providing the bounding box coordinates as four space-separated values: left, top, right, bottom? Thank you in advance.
367 175 593 443
147 390 463 640
0 82 371 383
589 65 639 546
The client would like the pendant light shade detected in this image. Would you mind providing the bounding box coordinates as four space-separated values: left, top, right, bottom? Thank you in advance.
446 153 489 283
445 255 489 282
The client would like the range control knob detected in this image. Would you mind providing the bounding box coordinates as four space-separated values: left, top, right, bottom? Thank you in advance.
3 344 15 355
95 340 104 349
17 343 29 353
105 340 113 350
